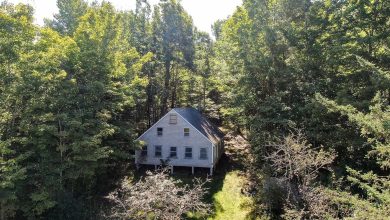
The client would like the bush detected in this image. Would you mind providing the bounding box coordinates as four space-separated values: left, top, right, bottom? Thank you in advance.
106 169 211 219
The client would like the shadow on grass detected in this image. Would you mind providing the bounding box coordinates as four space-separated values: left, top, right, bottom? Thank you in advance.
133 153 231 219
133 147 252 220
186 152 249 219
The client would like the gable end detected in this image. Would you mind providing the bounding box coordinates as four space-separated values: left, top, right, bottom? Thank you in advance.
136 109 176 140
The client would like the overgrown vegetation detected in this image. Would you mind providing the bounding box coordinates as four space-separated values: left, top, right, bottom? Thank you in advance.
0 0 389 219
215 0 390 218
107 169 210 220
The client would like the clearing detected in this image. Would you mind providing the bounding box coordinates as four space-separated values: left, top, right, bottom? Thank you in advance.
187 129 256 220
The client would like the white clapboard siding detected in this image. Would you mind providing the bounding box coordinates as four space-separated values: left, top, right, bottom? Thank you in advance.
136 109 217 168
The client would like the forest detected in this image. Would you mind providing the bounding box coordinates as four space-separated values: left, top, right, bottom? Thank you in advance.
0 0 389 219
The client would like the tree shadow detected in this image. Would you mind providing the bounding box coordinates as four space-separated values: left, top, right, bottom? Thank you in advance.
132 129 253 219
183 156 229 219
133 161 228 219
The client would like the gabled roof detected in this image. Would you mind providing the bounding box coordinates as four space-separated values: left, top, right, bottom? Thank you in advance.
173 107 224 144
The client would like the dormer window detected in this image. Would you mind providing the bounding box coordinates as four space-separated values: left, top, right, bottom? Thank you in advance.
184 128 190 136
169 114 177 124
157 127 163 136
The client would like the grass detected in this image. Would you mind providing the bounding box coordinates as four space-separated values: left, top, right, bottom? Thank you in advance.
136 128 260 219
185 128 259 220
208 171 254 220
134 166 259 220
186 169 254 220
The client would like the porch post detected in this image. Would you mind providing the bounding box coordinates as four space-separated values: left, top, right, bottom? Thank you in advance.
192 166 194 175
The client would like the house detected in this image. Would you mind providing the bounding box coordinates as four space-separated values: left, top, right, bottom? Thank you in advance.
135 107 224 175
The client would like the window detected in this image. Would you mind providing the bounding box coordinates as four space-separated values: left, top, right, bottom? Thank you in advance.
169 114 177 124
157 127 163 136
184 128 190 136
155 145 162 157
170 147 177 158
185 147 192 159
200 148 207 160
141 145 147 156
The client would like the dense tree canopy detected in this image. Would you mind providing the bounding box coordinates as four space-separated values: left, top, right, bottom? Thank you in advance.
214 0 390 218
0 0 389 219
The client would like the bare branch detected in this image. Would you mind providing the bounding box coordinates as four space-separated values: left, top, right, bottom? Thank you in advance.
106 169 211 220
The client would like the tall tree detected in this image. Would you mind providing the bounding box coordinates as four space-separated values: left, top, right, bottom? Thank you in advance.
213 0 390 217
152 0 195 114
1 2 151 218
0 2 36 218
45 0 88 36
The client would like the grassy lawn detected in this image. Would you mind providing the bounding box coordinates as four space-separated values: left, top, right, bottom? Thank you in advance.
187 129 258 220
137 129 259 219
135 166 260 220
186 169 254 220
208 171 254 220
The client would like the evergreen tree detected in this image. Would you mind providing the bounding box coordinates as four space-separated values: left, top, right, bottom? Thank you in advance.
45 0 88 36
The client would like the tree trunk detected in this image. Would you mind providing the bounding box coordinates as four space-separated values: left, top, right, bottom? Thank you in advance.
202 77 206 111
146 68 154 127
170 64 177 109
161 59 171 115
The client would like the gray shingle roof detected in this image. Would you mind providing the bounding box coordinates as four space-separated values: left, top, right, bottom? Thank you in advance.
173 107 224 144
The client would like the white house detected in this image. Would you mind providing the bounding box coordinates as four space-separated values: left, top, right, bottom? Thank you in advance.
135 107 224 175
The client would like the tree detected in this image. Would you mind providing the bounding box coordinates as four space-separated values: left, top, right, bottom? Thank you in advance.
211 19 225 40
1 2 152 218
194 31 213 111
261 131 336 219
313 2 390 216
0 2 36 218
106 169 211 220
45 0 88 36
213 0 390 218
317 92 389 170
152 0 195 114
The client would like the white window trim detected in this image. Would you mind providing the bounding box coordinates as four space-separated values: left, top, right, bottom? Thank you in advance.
136 109 218 165
136 110 175 140
137 109 214 146
184 147 192 159
172 110 213 145
157 127 163 136
169 114 177 124
154 145 162 158
184 128 190 136
199 147 208 160
170 147 177 158
141 145 148 156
